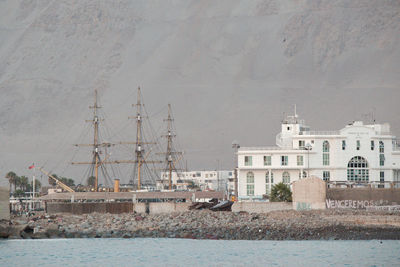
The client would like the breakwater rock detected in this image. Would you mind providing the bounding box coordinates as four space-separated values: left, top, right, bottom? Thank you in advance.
5 209 400 240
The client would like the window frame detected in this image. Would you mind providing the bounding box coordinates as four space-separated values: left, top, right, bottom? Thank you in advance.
244 156 252 166
379 154 385 166
265 171 270 194
282 171 290 184
347 156 369 182
323 171 330 181
322 141 330 166
299 140 305 149
379 141 384 153
263 155 271 166
246 172 254 196
297 155 303 166
281 156 288 166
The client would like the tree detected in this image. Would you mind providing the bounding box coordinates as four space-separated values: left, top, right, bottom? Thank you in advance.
5 171 17 192
28 180 42 192
48 174 75 187
64 178 75 187
59 177 75 187
13 189 25 197
187 180 199 190
270 182 292 202
87 176 96 187
48 174 57 186
18 176 29 192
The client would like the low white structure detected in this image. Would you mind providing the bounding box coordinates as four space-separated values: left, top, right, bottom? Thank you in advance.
158 170 234 192
237 113 400 200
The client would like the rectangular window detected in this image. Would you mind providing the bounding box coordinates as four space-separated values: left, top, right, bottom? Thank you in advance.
323 153 330 166
271 172 274 184
323 171 330 181
263 156 271 166
379 141 384 153
356 140 360 150
244 156 252 166
379 154 385 166
371 140 374 150
246 185 254 196
297 155 303 166
342 140 346 150
281 156 288 166
299 140 305 149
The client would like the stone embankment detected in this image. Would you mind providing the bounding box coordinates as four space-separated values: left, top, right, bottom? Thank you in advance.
1 209 400 240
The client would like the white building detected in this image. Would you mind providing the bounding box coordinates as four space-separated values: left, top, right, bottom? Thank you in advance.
237 113 400 200
158 170 234 192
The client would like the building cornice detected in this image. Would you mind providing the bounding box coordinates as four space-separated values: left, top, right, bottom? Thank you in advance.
238 150 316 155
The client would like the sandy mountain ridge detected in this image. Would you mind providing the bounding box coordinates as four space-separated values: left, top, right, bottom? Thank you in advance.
0 0 399 184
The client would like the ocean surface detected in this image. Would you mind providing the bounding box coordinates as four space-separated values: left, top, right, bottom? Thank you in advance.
1 239 399 267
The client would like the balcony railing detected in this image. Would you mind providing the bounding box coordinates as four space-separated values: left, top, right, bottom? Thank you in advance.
239 146 284 151
299 130 341 135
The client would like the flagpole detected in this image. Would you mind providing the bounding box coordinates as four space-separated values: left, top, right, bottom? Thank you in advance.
32 166 35 210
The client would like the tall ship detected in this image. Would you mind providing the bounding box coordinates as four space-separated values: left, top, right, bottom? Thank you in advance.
38 87 184 193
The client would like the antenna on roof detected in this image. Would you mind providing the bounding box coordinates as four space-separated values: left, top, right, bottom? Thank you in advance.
372 106 376 123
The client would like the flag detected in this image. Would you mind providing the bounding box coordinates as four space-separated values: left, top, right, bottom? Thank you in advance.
28 163 35 169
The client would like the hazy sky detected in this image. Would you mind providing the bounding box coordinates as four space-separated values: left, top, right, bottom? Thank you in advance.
0 0 399 186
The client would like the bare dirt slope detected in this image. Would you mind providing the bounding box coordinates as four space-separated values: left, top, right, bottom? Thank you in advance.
0 0 399 181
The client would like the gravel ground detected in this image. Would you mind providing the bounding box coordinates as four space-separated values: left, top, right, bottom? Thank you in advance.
2 209 400 240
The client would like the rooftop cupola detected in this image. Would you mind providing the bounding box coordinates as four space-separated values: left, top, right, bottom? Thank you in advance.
277 106 310 148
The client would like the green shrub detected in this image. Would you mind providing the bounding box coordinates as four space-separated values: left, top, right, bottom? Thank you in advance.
270 182 292 202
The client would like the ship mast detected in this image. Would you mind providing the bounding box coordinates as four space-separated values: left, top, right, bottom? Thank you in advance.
135 87 144 189
73 87 161 192
125 87 161 190
159 104 183 190
92 90 100 192
72 90 109 191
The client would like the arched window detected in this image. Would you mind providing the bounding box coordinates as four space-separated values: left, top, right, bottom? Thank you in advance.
246 172 254 196
299 171 307 179
323 141 330 152
323 141 330 166
379 141 384 153
282 172 290 184
347 156 369 182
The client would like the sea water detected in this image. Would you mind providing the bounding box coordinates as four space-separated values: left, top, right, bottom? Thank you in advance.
1 239 399 267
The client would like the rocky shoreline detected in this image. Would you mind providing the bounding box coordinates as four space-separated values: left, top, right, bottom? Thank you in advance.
1 209 400 240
